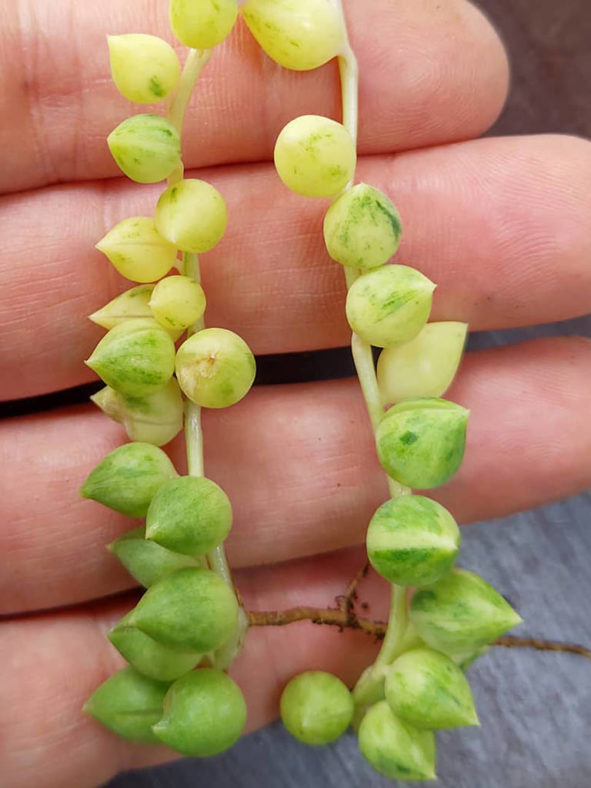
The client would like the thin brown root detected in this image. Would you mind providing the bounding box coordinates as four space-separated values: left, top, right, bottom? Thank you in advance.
494 636 591 660
247 607 591 660
247 606 385 637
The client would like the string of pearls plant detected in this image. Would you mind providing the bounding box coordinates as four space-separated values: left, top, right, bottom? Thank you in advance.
83 0 522 779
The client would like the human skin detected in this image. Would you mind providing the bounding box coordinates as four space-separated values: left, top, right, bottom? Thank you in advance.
1 1 591 786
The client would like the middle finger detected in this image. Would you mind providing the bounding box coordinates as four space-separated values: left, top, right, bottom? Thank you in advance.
2 133 591 399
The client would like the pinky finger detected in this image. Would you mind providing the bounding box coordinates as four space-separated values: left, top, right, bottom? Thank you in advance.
0 548 385 788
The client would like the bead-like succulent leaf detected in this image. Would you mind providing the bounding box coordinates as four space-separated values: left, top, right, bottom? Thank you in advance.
80 442 177 518
91 379 184 447
89 285 183 340
376 398 469 489
324 183 402 270
127 568 238 653
170 0 238 49
346 265 435 349
90 285 156 327
84 666 170 743
175 328 256 408
410 569 523 655
378 322 468 403
241 0 344 71
146 476 232 556
274 115 356 198
108 34 180 104
107 114 181 184
109 613 201 682
385 647 479 730
366 495 460 587
153 669 247 756
95 220 178 284
149 275 206 331
86 318 176 398
280 671 354 746
155 179 228 254
358 701 436 781
108 526 200 587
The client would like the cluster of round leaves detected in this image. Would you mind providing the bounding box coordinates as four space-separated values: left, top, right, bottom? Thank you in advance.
82 0 524 775
272 112 518 774
271 102 517 772
278 571 521 780
244 4 523 781
91 23 258 446
84 1 260 760
81 442 248 753
277 571 521 780
355 570 522 780
273 115 471 490
81 438 249 752
85 667 246 757
90 184 256 431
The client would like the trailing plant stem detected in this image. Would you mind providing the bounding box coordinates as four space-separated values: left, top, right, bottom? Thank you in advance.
338 47 359 150
182 252 205 478
167 49 247 668
350 585 409 722
335 12 411 709
345 275 409 501
168 48 213 184
374 585 408 668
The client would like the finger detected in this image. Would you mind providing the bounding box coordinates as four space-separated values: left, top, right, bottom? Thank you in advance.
0 547 385 788
3 134 591 399
0 0 508 193
2 337 590 614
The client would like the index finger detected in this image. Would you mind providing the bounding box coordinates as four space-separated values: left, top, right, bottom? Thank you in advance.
0 0 509 193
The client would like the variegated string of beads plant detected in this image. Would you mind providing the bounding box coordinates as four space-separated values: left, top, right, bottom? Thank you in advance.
83 1 256 758
80 0 523 778
240 0 522 781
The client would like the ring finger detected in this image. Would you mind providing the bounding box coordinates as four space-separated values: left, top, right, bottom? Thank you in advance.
2 336 590 614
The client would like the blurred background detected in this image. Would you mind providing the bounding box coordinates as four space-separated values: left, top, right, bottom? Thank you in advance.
98 0 590 785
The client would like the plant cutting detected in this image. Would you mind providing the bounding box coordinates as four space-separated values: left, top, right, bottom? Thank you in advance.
2 0 591 783
0 2 575 787
78 0 529 780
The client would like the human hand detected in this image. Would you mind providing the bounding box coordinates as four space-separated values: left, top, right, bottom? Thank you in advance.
2 1 591 785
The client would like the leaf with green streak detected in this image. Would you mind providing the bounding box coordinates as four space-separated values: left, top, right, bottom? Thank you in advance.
109 527 200 587
80 442 177 518
410 568 523 655
109 613 201 682
84 666 170 743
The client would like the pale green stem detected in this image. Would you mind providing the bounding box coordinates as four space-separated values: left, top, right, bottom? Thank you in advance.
351 328 406 519
338 47 359 149
167 49 213 185
395 620 424 655
350 332 383 433
182 253 205 478
334 9 412 715
375 585 408 668
169 48 212 131
207 546 250 670
184 399 205 476
183 250 249 662
339 67 410 504
166 49 248 668
352 586 409 728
